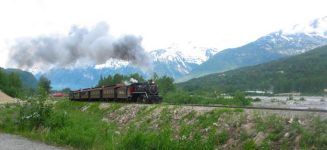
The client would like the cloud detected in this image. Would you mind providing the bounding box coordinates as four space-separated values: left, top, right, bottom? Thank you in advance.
7 22 152 72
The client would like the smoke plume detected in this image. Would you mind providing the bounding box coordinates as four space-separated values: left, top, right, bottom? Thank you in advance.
8 22 152 72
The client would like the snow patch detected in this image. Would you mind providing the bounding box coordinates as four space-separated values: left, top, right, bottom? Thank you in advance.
150 42 221 65
95 58 129 69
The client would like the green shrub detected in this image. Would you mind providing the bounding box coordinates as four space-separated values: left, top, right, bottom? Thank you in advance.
18 88 52 129
217 130 229 144
287 95 294 101
232 91 251 106
46 110 69 129
253 97 262 102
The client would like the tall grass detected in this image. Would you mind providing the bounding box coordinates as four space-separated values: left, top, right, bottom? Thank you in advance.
1 99 327 149
0 100 244 149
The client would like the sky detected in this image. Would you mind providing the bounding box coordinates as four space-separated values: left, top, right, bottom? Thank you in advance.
0 0 326 68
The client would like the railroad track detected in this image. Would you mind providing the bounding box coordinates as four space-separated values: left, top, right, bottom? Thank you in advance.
169 103 327 113
68 100 327 113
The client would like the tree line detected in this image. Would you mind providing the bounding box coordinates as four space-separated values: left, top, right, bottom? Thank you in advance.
0 68 52 98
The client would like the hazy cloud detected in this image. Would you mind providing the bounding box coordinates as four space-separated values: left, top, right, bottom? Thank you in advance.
7 22 151 72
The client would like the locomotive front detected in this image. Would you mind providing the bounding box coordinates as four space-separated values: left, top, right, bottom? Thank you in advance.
129 80 162 103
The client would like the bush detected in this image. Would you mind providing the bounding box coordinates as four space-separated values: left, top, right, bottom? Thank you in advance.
18 88 52 129
253 97 262 102
46 110 69 129
287 95 294 101
233 91 251 106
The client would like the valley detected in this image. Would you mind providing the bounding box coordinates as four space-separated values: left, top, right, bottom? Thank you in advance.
0 2 327 149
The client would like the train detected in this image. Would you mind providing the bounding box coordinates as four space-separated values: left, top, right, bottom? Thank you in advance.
69 80 162 103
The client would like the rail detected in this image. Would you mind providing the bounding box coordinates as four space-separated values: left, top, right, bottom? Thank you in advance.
168 103 327 113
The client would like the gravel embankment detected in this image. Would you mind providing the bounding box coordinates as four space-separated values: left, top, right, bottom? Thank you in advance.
0 90 15 104
0 133 64 150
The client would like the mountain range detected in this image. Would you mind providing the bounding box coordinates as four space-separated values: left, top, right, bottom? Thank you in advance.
178 45 327 94
40 16 327 90
178 16 327 81
40 45 219 90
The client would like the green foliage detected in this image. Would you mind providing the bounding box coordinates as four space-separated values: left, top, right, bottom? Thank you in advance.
60 88 71 94
45 110 69 129
0 100 243 150
300 117 327 148
1 100 327 149
232 91 251 106
0 68 23 97
38 75 51 94
217 130 229 144
179 46 327 95
244 139 256 150
97 73 145 86
154 75 176 95
253 97 261 102
5 68 38 89
18 88 52 129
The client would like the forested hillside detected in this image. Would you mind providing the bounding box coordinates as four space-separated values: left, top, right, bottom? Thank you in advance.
5 68 38 89
0 68 38 97
0 68 23 97
179 45 327 94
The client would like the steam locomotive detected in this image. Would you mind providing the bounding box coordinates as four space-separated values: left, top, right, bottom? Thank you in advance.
69 81 162 103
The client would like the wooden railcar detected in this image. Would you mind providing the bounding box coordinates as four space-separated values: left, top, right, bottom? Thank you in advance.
69 82 162 103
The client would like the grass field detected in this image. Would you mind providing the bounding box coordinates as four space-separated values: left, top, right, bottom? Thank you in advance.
0 99 326 149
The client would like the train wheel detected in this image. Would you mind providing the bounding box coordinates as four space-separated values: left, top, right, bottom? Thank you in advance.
137 95 147 103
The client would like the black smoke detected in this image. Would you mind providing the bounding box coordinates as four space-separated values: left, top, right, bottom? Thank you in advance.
8 22 151 71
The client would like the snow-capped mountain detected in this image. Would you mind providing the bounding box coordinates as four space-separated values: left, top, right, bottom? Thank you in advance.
44 43 220 89
154 42 220 64
150 43 219 77
43 16 327 89
184 16 327 81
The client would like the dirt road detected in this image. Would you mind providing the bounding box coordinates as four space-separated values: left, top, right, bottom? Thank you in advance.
0 133 64 150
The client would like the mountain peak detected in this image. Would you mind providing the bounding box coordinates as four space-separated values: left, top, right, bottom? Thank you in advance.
152 42 220 65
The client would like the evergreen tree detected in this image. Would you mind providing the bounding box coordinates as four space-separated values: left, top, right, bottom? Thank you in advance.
156 75 176 95
38 75 51 94
0 69 22 97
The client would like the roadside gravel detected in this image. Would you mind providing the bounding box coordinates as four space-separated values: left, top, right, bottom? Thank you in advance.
0 133 64 150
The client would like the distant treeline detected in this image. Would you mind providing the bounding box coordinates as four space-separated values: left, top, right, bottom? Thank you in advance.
0 68 52 98
97 73 145 86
